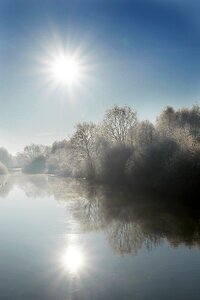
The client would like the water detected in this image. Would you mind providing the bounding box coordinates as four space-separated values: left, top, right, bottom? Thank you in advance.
0 174 200 300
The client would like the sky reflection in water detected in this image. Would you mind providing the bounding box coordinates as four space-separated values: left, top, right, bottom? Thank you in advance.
1 174 200 299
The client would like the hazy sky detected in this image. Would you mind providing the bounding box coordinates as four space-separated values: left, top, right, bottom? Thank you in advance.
1 0 200 153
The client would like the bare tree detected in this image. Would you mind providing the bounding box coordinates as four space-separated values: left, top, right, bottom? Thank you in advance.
176 105 200 138
156 106 177 135
135 120 155 147
16 144 50 167
70 122 98 177
156 105 200 139
0 147 14 167
102 105 138 145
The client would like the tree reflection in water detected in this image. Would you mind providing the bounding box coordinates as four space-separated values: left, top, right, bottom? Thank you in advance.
1 174 200 255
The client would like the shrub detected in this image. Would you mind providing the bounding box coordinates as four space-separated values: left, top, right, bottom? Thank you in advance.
0 161 9 175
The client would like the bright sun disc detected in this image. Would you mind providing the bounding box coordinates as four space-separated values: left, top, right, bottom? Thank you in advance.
50 55 81 85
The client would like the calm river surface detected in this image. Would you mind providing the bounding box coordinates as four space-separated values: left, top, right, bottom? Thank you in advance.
0 174 200 300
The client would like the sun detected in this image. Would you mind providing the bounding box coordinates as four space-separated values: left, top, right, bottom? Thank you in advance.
35 31 95 93
35 34 94 94
49 54 81 86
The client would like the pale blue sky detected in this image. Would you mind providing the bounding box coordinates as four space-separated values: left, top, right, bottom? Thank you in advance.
1 0 200 153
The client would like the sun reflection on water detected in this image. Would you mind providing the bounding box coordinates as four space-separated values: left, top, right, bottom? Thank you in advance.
63 246 84 274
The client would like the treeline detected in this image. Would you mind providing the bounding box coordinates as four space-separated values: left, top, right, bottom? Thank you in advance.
2 104 200 197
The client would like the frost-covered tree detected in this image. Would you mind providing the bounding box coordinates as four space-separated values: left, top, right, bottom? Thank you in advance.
102 105 138 145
